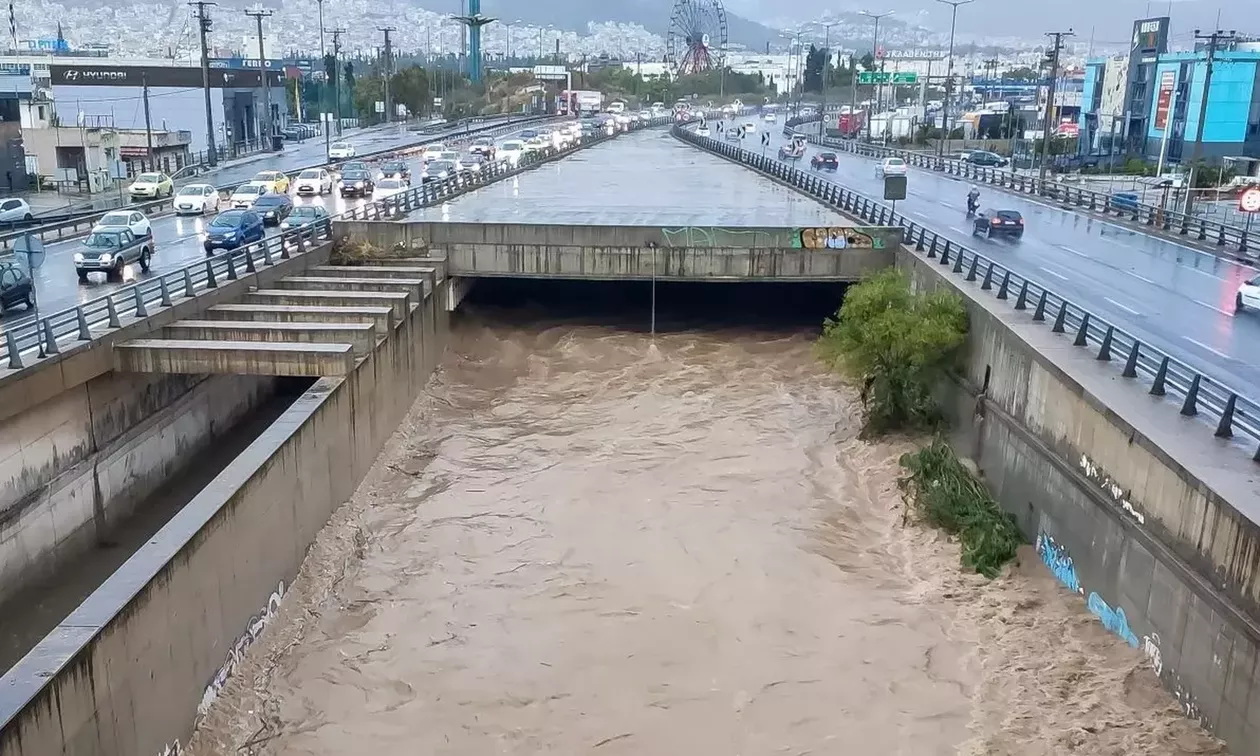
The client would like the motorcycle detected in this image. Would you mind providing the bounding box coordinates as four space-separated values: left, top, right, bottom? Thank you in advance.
966 196 979 217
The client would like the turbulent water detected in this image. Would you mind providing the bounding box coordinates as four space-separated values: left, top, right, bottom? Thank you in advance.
191 285 1224 756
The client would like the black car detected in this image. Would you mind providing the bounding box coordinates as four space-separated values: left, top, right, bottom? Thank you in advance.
339 160 370 174
422 160 457 183
811 152 839 171
379 160 410 180
0 261 33 311
339 169 375 197
253 193 294 226
966 150 1008 168
973 209 1024 239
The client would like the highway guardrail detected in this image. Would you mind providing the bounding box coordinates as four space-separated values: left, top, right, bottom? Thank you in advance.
0 115 675 374
0 113 552 254
794 123 1260 260
674 123 1260 462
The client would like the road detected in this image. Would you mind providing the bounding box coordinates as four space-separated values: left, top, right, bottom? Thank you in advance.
743 121 1260 395
415 126 845 227
0 122 542 329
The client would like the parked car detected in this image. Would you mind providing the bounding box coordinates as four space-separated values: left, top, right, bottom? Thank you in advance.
92 209 152 238
0 198 32 223
0 261 33 311
173 184 221 215
293 168 333 196
74 228 153 282
811 152 839 171
203 209 265 252
328 142 356 160
279 204 331 232
252 170 290 194
128 172 173 199
972 208 1025 239
230 182 269 209
338 169 375 197
253 193 294 226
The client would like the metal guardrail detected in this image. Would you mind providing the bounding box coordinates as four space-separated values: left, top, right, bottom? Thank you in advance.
673 123 1260 462
802 127 1260 259
0 116 671 375
0 114 553 254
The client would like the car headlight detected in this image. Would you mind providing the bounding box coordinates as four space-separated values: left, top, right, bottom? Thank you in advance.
280 221 291 230
98 254 112 264
223 231 236 239
355 181 364 187
73 252 84 263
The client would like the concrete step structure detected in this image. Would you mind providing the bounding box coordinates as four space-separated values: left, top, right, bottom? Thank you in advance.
161 321 378 356
273 276 429 302
204 303 396 335
244 289 411 321
114 340 356 377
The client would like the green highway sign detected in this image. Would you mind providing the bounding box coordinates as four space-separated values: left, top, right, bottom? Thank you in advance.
857 71 918 85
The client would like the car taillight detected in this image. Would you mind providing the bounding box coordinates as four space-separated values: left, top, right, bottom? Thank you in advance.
991 219 1003 225
1016 219 1024 225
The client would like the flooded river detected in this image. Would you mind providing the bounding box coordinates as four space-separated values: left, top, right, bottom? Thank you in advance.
192 281 1222 756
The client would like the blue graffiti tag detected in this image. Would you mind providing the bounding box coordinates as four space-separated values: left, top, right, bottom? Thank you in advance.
1036 532 1082 594
1087 592 1139 648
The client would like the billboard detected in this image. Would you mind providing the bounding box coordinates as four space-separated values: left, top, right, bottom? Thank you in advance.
49 64 282 88
1131 17 1169 55
1153 70 1176 130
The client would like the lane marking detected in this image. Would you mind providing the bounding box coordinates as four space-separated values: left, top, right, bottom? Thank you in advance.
911 211 931 220
1185 267 1228 282
1103 297 1142 316
1194 299 1234 317
1039 266 1069 281
1122 270 1156 284
1057 244 1089 259
1184 336 1233 360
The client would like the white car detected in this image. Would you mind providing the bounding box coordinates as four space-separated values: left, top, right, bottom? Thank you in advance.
763 112 778 123
293 168 333 196
0 198 32 223
229 182 269 209
92 209 152 238
696 125 711 137
615 114 631 129
1237 274 1260 313
875 157 908 178
328 142 356 160
375 177 410 195
173 184 220 215
743 121 757 135
498 140 525 165
422 143 447 162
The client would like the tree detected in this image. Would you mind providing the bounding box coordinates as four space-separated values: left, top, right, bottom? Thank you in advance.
1005 66 1040 82
815 268 968 436
859 53 876 72
390 65 430 117
344 60 355 91
803 44 824 93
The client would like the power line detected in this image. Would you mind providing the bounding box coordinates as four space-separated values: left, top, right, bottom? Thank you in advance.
1038 29 1073 185
1184 28 1237 215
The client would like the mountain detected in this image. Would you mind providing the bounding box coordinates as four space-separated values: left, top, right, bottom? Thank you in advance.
721 0 1255 47
476 0 782 51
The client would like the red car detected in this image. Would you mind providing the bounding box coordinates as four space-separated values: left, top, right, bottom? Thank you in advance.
811 152 839 171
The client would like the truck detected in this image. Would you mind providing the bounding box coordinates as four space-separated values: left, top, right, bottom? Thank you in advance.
74 228 153 283
558 90 604 116
830 110 866 139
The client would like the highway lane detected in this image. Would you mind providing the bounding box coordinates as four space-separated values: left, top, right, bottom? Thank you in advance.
415 126 845 226
749 122 1260 393
1 123 546 329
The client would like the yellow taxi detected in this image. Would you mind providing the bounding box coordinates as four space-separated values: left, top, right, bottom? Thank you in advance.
251 170 290 194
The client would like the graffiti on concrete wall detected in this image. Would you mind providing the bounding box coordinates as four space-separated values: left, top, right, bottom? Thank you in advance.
1036 531 1083 594
1078 453 1146 526
793 227 884 250
157 742 184 756
1087 591 1140 648
1143 632 1164 676
659 226 772 248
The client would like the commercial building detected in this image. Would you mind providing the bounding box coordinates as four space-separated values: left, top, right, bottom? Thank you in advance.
1080 16 1260 164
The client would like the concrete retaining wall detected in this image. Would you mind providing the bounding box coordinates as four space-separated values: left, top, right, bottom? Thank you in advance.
898 249 1260 751
333 221 898 282
0 262 448 756
0 372 277 606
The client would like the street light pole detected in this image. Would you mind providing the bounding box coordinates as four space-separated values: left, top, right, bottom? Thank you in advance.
245 8 275 150
859 10 893 141
816 19 839 126
189 0 218 166
936 0 972 158
315 0 325 59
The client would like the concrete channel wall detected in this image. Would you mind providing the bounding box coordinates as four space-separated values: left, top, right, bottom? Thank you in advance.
898 250 1260 751
334 220 899 282
0 261 450 756
0 371 277 606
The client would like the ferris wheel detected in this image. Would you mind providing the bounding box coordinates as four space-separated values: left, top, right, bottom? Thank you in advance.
666 0 729 77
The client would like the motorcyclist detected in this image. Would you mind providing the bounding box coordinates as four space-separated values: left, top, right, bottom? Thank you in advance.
967 186 981 213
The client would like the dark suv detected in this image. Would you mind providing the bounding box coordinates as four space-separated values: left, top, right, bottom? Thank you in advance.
965 150 1008 167
811 152 839 171
973 209 1024 239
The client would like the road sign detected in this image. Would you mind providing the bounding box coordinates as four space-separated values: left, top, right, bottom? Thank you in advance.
761 132 770 146
14 234 45 269
858 72 891 84
891 72 918 84
883 175 907 201
1240 186 1260 213
374 100 385 113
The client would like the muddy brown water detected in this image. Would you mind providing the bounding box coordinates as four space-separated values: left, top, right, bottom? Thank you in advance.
190 288 1224 756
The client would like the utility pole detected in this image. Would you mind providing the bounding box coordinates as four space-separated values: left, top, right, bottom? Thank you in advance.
245 8 275 150
189 1 217 166
331 27 346 136
1184 28 1236 216
817 19 839 123
1038 29 1074 185
141 71 154 171
982 57 998 105
316 0 325 58
937 0 973 157
379 26 396 122
859 10 893 141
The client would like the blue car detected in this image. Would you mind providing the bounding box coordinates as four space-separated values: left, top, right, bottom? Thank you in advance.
203 209 265 253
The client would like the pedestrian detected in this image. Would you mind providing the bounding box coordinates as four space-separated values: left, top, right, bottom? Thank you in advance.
5 171 12 192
